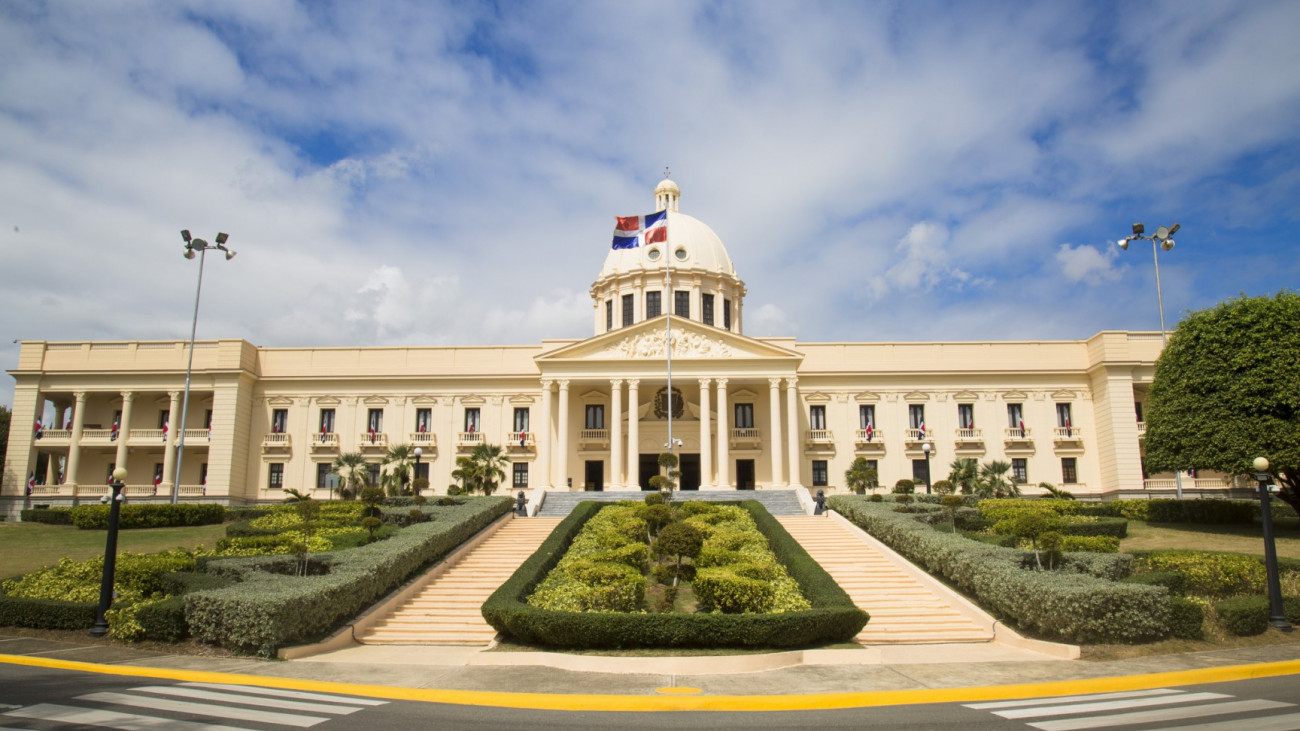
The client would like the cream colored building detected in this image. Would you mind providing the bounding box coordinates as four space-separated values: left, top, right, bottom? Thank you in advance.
2 179 1238 516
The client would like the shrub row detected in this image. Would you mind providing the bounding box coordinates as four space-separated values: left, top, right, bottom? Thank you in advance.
829 495 1169 644
1214 596 1300 636
978 498 1257 525
185 497 512 656
20 508 73 525
70 503 226 530
1138 551 1266 597
483 500 868 649
0 593 96 629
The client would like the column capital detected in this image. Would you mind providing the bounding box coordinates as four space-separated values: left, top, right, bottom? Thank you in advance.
74 391 87 403
121 391 135 403
610 378 624 388
540 378 554 389
785 376 799 388
627 379 640 389
698 378 713 388
715 378 728 389
768 377 783 389
168 391 181 400
557 379 570 391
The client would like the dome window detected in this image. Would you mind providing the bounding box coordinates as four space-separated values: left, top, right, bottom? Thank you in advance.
647 247 661 261
674 247 688 261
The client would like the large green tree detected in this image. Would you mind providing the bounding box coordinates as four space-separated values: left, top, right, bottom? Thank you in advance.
1144 291 1300 513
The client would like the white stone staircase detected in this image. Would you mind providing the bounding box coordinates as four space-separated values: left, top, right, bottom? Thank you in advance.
356 517 561 646
779 515 995 645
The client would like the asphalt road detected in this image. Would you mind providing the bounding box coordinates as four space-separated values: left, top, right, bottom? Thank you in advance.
0 663 1298 730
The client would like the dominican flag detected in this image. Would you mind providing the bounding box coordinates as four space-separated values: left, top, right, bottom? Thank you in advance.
1018 418 1026 438
864 420 874 441
611 210 667 250
417 422 427 433
64 416 72 430
111 418 120 442
321 424 328 437
33 420 43 440
1063 416 1072 433
153 474 161 495
26 474 35 495
368 426 376 443
161 421 169 442
917 420 926 440
520 432 527 447
964 414 974 429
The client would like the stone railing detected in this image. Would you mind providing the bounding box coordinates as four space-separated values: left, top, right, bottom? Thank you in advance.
181 428 208 443
853 428 883 445
457 432 485 450
262 432 291 449
359 431 388 449
409 432 436 447
804 429 834 445
954 427 983 442
1136 421 1147 436
1004 427 1032 441
312 433 340 449
578 429 609 448
1053 427 1082 441
507 431 535 448
730 428 761 446
131 429 166 442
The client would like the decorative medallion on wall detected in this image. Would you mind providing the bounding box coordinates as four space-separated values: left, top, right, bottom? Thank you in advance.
599 329 733 359
653 387 685 420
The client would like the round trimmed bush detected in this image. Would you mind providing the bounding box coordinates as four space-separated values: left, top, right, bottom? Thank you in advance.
1167 597 1205 639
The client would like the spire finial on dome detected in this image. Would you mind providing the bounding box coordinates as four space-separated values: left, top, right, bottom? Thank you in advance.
654 168 680 212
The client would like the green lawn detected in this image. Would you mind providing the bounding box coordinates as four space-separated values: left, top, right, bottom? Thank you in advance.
1120 518 1300 559
0 522 230 581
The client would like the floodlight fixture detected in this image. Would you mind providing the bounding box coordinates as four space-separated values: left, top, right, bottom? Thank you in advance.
1117 238 1130 250
180 230 192 244
1131 222 1145 236
215 232 228 245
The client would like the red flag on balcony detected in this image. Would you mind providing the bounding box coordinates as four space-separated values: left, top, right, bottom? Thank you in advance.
33 420 42 439
917 419 926 440
520 432 526 447
864 420 873 441
1018 418 1026 438
26 474 35 495
111 417 119 442
162 421 168 442
368 426 376 443
64 416 72 430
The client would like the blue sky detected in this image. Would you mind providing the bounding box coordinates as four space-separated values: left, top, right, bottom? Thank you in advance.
2 0 1299 407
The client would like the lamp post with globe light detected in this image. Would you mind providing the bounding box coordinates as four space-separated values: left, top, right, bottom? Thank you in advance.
1254 457 1292 631
413 447 423 496
90 467 127 637
922 442 933 495
1118 222 1183 499
172 231 235 504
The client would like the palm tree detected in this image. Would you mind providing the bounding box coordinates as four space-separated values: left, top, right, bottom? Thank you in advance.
381 443 417 496
948 458 980 495
469 443 510 495
330 451 368 499
844 457 879 494
979 460 1020 498
282 488 319 577
451 455 481 494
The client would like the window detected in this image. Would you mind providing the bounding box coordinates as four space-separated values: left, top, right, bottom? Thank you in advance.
1056 403 1073 429
158 410 170 429
723 299 732 330
908 404 926 429
674 290 689 318
271 409 288 434
268 463 284 489
585 404 605 429
316 463 331 488
645 291 661 319
513 462 529 488
199 463 207 486
415 408 431 433
415 461 429 480
1007 403 1024 428
809 405 827 430
605 299 613 331
319 408 336 434
367 463 380 486
622 294 634 326
1012 458 1028 484
734 403 755 429
912 459 930 485
1134 402 1144 422
1061 457 1078 484
812 460 828 487
513 407 530 433
203 409 213 429
863 459 878 474
367 408 384 433
702 294 714 325
859 405 876 429
464 408 480 433
958 403 975 429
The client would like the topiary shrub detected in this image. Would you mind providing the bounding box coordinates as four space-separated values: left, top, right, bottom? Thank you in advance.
1123 571 1187 597
1060 535 1120 553
1141 552 1266 597
693 567 775 613
1167 597 1205 639
20 508 73 525
1214 596 1269 636
70 503 225 530
931 479 954 495
892 479 916 495
868 494 884 503
643 492 666 506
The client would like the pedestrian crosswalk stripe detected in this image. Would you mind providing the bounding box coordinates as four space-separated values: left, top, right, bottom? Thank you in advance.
5 702 250 731
1149 711 1300 731
77 691 328 728
996 691 1231 719
133 686 365 714
965 688 1186 710
1028 698 1294 731
177 682 388 706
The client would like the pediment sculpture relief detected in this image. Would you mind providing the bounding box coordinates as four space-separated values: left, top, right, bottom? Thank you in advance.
599 329 734 359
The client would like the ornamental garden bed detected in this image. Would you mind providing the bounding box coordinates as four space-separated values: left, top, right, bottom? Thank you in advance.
482 499 868 649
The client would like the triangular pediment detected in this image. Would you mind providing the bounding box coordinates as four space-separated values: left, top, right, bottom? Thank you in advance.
1050 390 1076 400
1001 391 1028 401
854 391 881 403
953 390 980 401
536 316 803 363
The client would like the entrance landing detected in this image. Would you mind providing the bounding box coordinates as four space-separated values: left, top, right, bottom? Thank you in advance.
534 489 806 517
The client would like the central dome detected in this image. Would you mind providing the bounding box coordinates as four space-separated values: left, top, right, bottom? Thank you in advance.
590 179 747 336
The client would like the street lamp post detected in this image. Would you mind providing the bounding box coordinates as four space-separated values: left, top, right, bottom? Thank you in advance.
1118 221 1182 499
922 442 933 495
413 447 423 496
90 467 127 637
172 231 235 505
1254 457 1292 631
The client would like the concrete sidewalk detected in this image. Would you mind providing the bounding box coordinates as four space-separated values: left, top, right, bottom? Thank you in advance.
3 632 1298 698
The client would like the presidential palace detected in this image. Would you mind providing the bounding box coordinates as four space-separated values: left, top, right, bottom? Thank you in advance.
1 178 1243 516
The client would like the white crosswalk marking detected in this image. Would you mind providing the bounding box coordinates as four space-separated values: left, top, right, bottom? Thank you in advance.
132 686 366 714
964 686 1298 731
76 691 329 728
4 702 250 730
177 682 389 705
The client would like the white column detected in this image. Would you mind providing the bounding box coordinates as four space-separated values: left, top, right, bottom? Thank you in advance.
538 380 552 488
627 379 640 489
716 379 730 488
610 379 623 489
114 392 134 470
64 392 87 487
786 377 802 488
161 390 181 493
557 379 570 490
699 378 712 488
768 378 784 487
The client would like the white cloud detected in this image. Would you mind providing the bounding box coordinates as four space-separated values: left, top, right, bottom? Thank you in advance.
1056 243 1123 284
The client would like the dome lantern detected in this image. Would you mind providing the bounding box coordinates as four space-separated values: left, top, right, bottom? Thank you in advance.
654 172 680 212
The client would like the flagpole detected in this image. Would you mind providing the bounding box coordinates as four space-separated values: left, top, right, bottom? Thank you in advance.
665 214 675 487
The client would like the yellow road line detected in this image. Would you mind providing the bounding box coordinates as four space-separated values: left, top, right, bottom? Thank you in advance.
0 654 1297 712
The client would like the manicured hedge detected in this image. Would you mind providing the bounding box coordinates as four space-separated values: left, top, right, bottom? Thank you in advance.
1062 517 1128 539
1167 597 1205 640
830 495 1169 644
979 498 1258 525
185 497 512 656
20 508 73 525
0 593 96 629
483 501 868 649
1213 595 1300 636
1122 571 1187 597
70 503 226 530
